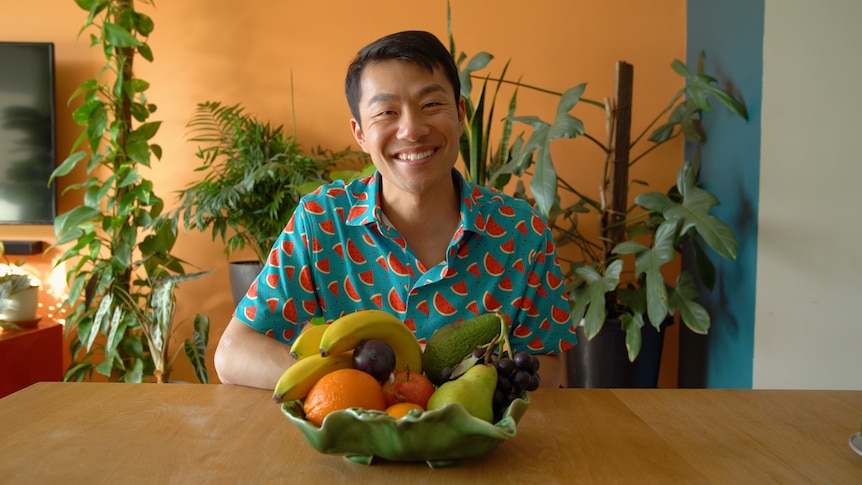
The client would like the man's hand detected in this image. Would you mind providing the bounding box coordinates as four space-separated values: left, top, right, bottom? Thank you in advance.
535 353 563 388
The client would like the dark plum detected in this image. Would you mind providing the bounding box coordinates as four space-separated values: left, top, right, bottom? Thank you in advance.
352 339 396 381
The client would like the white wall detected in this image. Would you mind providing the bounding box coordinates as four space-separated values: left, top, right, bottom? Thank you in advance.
755 0 862 389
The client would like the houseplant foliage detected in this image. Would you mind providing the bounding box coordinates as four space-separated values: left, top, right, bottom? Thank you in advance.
447 4 748 362
0 242 39 330
171 101 371 266
50 0 209 383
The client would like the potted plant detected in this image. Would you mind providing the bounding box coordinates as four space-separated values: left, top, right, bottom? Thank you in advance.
0 242 40 329
170 101 370 303
447 5 747 386
49 0 210 383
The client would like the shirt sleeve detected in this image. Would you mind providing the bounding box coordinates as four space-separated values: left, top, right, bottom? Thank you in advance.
508 222 576 355
234 203 322 345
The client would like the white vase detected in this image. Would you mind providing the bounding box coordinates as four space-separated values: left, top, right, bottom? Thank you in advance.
0 286 39 322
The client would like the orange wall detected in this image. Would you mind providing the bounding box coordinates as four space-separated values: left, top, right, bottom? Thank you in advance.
0 0 685 384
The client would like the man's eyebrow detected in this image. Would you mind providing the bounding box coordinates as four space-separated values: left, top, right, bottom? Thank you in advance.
367 93 395 106
366 84 449 107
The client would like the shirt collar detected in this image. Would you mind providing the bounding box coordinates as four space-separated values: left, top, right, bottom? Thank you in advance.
344 168 487 238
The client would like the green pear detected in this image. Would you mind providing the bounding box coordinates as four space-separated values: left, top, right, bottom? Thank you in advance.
426 363 497 422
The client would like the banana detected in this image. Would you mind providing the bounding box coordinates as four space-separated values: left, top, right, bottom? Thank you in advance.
318 309 423 374
289 323 329 360
272 351 353 403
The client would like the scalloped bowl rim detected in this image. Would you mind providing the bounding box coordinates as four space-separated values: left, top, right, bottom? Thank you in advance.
281 393 530 466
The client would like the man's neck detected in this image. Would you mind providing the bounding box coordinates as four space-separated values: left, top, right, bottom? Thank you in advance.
379 175 461 268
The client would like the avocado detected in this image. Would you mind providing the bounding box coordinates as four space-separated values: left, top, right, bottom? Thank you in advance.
422 313 503 386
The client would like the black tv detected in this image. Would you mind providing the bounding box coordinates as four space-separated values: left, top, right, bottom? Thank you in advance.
0 41 57 225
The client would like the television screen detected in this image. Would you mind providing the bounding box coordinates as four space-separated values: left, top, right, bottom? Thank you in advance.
0 41 57 225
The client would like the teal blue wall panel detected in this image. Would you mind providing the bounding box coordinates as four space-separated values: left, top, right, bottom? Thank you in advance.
680 0 764 388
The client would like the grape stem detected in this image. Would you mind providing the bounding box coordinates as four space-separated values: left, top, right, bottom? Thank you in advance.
495 310 513 360
483 334 500 363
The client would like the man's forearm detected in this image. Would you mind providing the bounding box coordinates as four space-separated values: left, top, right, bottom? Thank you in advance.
214 317 296 389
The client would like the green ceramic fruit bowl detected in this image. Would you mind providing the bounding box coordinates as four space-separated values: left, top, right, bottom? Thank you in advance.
281 393 530 468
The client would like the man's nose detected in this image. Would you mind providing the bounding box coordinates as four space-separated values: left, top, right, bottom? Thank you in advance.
396 109 430 141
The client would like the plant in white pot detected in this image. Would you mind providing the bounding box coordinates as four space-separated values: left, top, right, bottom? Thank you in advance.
0 242 40 329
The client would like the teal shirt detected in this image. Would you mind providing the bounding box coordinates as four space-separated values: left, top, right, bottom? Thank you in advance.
236 169 576 355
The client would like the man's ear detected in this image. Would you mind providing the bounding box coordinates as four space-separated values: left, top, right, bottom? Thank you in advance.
458 97 466 135
350 118 369 153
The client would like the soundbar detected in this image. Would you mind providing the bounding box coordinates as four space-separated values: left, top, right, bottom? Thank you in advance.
1 240 44 255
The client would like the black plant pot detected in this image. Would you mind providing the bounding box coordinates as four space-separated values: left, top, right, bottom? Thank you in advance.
228 261 263 305
565 317 671 388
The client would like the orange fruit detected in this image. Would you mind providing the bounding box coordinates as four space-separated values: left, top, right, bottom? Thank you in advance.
303 368 387 427
385 402 424 419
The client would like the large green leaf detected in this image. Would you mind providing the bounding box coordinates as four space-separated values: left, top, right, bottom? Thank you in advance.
574 260 623 339
620 312 645 362
669 272 710 334
632 220 677 326
635 162 738 260
184 314 210 384
103 22 141 48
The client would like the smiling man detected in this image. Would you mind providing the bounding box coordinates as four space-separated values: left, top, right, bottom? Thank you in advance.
214 31 575 390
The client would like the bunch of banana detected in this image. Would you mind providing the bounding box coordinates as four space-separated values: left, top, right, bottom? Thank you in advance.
272 351 353 403
318 309 422 374
272 309 422 403
288 323 329 360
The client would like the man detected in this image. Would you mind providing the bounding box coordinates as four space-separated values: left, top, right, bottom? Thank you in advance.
214 30 575 389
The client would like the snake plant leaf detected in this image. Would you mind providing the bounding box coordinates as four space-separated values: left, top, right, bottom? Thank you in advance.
669 271 710 334
574 259 623 339
487 85 521 190
468 78 488 182
459 51 493 101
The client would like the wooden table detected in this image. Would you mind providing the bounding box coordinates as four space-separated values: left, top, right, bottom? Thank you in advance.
1 383 860 483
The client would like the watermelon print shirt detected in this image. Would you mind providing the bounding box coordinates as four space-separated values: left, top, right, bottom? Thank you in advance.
235 169 577 355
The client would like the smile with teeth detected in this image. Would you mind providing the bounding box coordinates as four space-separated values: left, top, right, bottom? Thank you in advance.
394 148 435 161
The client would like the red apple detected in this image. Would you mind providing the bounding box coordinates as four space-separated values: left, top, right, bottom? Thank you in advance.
382 370 435 409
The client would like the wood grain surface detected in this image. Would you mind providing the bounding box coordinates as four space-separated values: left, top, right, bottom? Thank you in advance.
1 383 860 483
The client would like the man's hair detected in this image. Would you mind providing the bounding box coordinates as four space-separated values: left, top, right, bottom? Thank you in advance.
345 30 461 128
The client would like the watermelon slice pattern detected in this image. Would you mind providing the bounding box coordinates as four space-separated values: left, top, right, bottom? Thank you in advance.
236 170 576 354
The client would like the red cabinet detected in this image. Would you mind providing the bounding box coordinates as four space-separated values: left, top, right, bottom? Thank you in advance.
0 320 63 398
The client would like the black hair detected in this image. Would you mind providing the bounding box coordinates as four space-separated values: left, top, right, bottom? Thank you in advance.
345 30 461 127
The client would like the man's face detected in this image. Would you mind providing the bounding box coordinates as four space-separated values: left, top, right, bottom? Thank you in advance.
350 59 465 198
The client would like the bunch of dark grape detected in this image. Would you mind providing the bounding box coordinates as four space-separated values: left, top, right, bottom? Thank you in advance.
469 348 541 422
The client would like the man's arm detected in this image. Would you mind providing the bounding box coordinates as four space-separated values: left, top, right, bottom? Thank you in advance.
214 317 296 389
535 353 563 388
